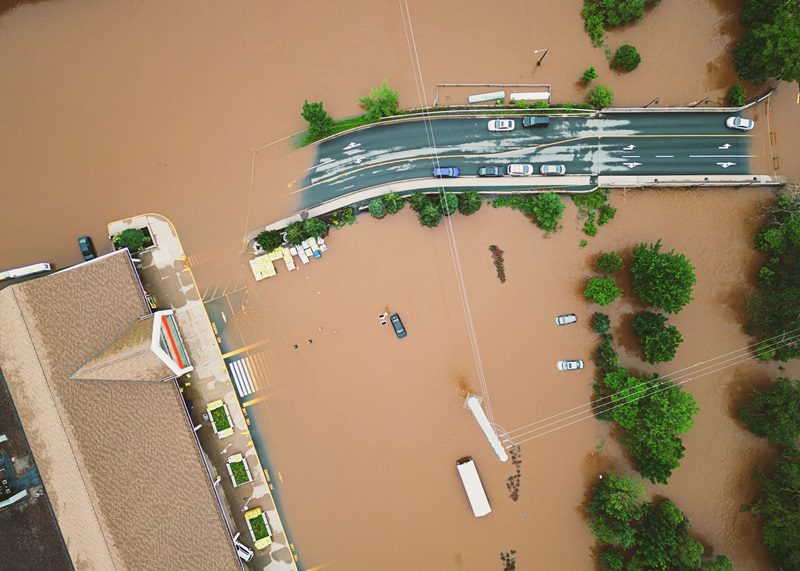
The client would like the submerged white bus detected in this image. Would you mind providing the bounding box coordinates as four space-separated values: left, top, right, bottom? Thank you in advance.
0 262 52 281
456 457 491 517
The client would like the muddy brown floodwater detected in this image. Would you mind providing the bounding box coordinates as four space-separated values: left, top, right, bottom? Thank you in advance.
0 0 771 276
231 188 797 570
1 1 798 570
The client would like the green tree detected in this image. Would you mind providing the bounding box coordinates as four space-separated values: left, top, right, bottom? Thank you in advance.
458 191 483 216
632 311 684 364
255 229 283 252
368 197 387 219
439 192 458 216
728 84 746 107
630 500 704 571
702 555 734 571
303 218 328 239
746 444 800 570
582 0 607 46
113 228 151 254
631 240 696 313
382 192 405 214
300 100 334 139
581 66 599 84
359 80 400 120
585 277 623 306
595 338 620 369
599 546 625 571
329 207 356 228
532 192 565 233
409 192 430 212
739 378 800 445
595 251 624 274
588 85 614 109
734 0 800 85
418 202 442 228
747 195 800 361
588 472 645 548
285 221 307 245
611 44 641 71
593 312 612 335
753 226 785 253
600 368 698 483
600 0 649 27
598 204 617 225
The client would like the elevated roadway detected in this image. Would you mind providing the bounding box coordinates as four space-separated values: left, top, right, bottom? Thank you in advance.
295 113 755 210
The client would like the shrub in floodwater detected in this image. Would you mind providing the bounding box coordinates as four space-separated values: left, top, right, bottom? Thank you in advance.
611 44 641 71
581 66 599 85
728 84 746 107
368 197 386 219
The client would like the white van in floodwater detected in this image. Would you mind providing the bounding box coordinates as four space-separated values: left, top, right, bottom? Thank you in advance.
456 457 491 517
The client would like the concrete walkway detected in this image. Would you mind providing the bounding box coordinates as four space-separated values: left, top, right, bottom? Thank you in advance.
108 214 299 571
254 173 781 239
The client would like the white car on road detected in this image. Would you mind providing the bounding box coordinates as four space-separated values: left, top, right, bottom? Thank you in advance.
557 359 584 371
488 119 515 132
506 163 534 176
725 116 754 131
540 164 567 176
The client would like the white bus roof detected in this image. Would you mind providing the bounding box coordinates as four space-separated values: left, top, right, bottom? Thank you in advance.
456 458 491 517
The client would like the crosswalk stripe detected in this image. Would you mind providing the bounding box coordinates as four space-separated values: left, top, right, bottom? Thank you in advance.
242 357 260 391
233 360 254 396
228 360 246 396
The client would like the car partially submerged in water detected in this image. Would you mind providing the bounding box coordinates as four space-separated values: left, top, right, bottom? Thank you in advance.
555 313 577 326
557 359 584 371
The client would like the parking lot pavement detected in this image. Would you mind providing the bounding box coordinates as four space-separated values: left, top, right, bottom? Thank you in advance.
107 214 299 571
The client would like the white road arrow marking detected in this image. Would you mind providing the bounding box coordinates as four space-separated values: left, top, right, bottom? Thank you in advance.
716 162 736 168
623 162 642 169
354 156 366 164
718 143 732 149
623 144 636 151
343 142 361 151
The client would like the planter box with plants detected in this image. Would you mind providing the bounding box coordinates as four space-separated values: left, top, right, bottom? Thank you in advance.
225 453 253 487
206 399 234 439
112 225 155 255
244 507 273 550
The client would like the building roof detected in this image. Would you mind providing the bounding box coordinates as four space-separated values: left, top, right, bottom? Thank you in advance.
0 251 240 571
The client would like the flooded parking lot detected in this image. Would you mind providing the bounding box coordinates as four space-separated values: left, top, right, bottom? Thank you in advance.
227 188 796 570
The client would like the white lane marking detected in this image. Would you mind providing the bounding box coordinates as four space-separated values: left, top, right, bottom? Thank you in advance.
622 155 640 158
716 162 736 168
343 142 361 150
718 143 732 149
655 155 674 158
623 162 642 168
623 144 636 150
689 154 753 157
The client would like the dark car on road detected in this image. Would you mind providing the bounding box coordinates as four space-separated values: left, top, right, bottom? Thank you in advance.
78 236 96 261
477 166 503 177
390 313 407 339
432 166 460 178
522 116 550 128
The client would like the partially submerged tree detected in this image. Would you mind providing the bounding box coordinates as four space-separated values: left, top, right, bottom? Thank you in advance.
587 85 614 109
611 44 641 71
301 100 334 139
584 277 623 306
255 229 283 252
595 251 624 274
734 0 800 85
631 240 696 313
458 191 483 216
382 192 405 214
439 192 458 216
588 472 645 548
359 80 400 120
632 311 684 364
739 378 800 445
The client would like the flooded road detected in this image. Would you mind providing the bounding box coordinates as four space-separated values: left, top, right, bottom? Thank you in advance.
232 188 795 570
